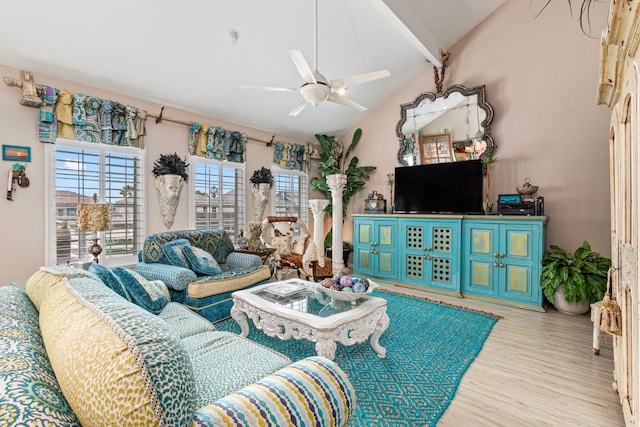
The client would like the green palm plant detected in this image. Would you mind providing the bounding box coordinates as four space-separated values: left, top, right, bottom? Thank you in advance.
310 128 376 248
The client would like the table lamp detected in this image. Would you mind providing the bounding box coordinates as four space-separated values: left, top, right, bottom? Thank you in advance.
77 203 111 263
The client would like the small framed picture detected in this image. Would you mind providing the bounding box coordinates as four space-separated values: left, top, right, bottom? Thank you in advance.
419 133 454 164
2 145 31 162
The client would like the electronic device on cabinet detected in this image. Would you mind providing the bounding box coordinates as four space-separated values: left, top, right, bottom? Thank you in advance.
497 194 544 216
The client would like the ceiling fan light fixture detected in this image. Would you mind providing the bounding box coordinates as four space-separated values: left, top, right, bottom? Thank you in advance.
300 83 330 106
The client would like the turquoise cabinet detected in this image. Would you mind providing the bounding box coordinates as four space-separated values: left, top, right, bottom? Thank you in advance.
353 218 398 280
462 219 545 310
352 214 546 311
398 218 461 294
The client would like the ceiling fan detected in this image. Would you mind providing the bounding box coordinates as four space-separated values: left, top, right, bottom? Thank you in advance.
240 0 390 117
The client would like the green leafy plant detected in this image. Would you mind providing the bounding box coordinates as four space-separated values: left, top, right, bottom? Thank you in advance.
152 152 189 181
540 241 611 304
310 128 376 248
249 167 274 187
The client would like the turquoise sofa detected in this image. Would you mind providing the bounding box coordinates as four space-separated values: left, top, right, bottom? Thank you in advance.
135 229 271 322
0 266 355 426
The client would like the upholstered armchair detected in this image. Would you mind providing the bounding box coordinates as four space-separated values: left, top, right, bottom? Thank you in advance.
261 216 332 281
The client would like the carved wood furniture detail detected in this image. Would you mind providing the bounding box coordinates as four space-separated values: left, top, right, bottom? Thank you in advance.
597 2 640 424
231 281 389 360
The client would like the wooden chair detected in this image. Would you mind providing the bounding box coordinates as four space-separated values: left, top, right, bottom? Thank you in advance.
261 216 332 281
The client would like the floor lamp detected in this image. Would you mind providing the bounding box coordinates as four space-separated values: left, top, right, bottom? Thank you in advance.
77 203 111 263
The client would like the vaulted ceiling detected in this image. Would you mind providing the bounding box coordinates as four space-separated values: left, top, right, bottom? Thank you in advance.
0 0 505 141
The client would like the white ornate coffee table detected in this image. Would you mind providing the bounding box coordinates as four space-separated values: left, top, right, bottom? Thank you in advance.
230 279 389 360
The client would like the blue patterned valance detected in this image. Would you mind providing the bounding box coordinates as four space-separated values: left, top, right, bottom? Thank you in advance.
188 123 246 163
36 85 146 148
273 141 310 171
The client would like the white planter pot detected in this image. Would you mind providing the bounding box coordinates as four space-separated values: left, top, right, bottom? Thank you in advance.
553 284 590 315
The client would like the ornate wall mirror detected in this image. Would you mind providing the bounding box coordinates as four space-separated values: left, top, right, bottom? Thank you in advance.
396 84 495 167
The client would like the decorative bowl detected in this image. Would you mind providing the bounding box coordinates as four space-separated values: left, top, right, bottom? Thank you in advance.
318 279 378 302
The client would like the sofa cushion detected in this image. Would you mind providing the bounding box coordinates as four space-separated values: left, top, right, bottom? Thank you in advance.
157 302 214 338
187 265 271 299
0 286 81 426
89 263 131 301
183 245 222 276
113 267 169 314
140 229 235 265
181 331 291 406
26 267 196 426
161 238 191 268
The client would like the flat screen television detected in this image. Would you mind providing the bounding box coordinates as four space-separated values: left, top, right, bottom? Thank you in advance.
394 160 483 214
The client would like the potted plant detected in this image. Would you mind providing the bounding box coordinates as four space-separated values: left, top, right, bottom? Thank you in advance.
310 128 376 251
481 154 496 214
152 152 189 229
540 241 611 315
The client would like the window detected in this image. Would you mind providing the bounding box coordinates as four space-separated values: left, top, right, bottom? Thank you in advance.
46 139 145 267
271 167 308 224
190 157 245 237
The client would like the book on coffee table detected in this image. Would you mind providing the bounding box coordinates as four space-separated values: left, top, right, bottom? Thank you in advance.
263 281 307 297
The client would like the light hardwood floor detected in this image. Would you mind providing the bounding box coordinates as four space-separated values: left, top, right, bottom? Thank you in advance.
375 282 625 426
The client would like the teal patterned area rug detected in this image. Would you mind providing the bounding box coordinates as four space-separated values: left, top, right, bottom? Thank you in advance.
215 290 499 427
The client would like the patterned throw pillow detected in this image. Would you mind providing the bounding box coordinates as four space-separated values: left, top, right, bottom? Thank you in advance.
89 263 131 301
292 235 308 255
161 239 191 269
183 246 223 276
271 234 292 257
112 267 169 314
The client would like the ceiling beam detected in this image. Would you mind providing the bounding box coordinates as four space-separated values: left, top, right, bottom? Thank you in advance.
370 0 442 67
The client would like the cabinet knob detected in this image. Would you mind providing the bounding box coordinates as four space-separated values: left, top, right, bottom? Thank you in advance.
493 253 499 258
494 262 499 267
372 242 378 246
427 256 432 260
427 247 432 251
499 263 505 268
499 253 505 258
423 255 428 259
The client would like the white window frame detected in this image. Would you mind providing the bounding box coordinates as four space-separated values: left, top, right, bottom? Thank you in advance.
270 166 309 224
45 138 146 267
188 156 246 237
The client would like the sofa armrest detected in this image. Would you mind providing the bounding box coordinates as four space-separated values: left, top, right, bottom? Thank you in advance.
193 356 355 427
225 252 262 269
134 262 196 291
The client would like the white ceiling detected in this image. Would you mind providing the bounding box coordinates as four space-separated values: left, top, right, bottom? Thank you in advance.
0 0 505 141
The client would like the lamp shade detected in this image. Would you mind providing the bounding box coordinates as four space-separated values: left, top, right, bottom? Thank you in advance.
77 204 111 232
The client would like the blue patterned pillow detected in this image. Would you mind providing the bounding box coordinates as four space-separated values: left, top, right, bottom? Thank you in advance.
183 245 223 276
161 239 191 269
112 267 169 314
89 263 131 301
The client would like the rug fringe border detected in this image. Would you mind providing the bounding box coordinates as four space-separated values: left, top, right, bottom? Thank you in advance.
376 287 504 319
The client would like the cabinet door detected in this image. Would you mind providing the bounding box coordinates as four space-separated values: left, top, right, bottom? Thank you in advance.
498 224 538 304
462 222 499 297
354 218 397 279
354 219 375 276
374 220 397 279
400 219 459 291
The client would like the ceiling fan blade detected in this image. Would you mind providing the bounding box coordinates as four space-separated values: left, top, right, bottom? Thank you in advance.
289 50 317 84
328 95 367 112
289 98 309 116
239 85 297 92
330 69 390 89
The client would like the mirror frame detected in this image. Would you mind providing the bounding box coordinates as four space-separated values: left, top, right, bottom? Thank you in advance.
396 84 495 166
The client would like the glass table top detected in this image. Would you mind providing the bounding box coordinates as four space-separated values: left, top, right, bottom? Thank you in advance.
253 280 366 318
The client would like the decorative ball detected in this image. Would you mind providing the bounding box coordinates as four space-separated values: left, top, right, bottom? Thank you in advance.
342 287 353 293
334 271 346 281
320 278 333 288
340 275 353 287
332 284 344 292
358 278 370 290
353 282 366 293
